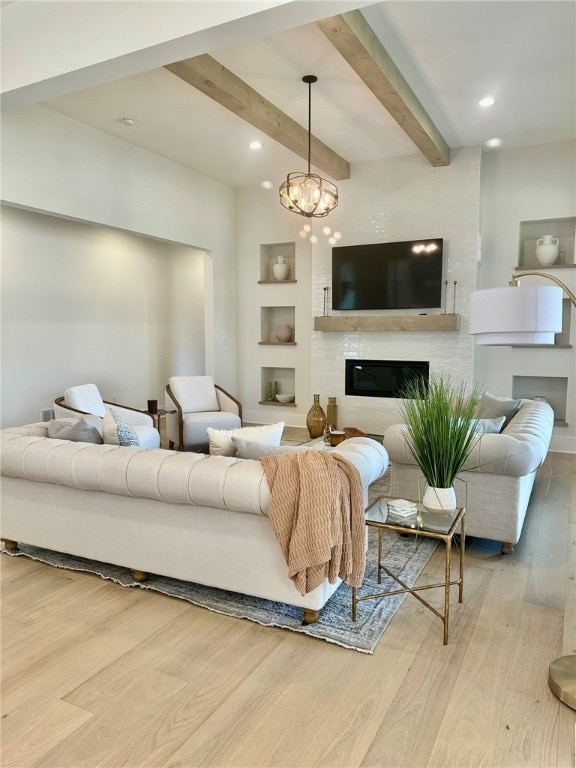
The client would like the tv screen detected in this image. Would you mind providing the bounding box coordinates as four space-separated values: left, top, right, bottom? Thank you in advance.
332 238 443 310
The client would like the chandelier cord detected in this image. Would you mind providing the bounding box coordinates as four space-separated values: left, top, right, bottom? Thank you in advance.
307 79 312 175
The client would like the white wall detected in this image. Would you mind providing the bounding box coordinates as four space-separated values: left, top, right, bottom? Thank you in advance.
478 140 576 452
0 206 206 426
1 104 238 394
236 146 481 432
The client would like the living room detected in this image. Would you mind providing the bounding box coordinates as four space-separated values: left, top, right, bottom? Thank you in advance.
1 1 575 766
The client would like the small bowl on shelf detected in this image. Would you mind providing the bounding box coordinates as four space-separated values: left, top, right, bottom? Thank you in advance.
275 394 295 403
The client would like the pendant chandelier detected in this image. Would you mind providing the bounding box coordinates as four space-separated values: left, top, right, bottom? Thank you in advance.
279 75 338 218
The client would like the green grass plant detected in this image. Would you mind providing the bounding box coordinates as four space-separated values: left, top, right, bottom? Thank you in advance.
399 376 483 489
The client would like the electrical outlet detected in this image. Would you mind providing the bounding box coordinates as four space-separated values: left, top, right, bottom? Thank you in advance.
40 408 55 422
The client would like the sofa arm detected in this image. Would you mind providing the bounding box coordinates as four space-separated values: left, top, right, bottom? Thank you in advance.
332 437 389 487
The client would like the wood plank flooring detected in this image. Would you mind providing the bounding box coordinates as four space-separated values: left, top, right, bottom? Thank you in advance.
1 447 574 768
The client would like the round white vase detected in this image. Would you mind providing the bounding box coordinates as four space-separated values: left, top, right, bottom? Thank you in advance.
536 236 559 266
272 258 290 281
422 485 457 513
276 324 293 343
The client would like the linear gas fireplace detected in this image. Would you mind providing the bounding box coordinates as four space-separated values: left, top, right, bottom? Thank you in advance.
345 359 429 399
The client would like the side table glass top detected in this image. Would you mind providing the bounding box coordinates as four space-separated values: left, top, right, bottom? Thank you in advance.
366 496 464 536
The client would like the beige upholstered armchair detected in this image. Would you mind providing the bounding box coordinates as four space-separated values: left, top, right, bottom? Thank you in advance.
54 383 160 448
165 376 242 451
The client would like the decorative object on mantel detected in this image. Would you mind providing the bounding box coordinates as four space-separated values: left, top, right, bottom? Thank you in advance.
536 234 559 266
272 256 290 281
267 381 279 402
470 270 576 345
443 280 448 313
452 280 458 313
279 75 338 219
306 394 327 438
399 376 483 513
275 324 293 343
323 285 330 316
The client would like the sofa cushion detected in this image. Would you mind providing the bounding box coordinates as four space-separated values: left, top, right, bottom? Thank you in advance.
103 408 140 447
48 417 103 444
477 392 522 427
232 437 311 459
207 422 284 457
169 376 220 413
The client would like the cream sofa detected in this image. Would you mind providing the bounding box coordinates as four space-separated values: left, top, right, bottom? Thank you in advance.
383 399 555 553
0 424 388 622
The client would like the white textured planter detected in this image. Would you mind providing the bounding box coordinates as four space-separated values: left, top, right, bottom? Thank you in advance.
422 485 457 513
272 259 290 281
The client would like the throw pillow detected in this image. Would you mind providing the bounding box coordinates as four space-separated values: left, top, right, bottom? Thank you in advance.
232 436 311 460
207 422 284 457
48 417 103 444
470 416 506 434
476 392 522 428
102 408 140 447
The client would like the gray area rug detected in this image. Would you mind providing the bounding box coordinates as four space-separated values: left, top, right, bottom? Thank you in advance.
1 474 438 654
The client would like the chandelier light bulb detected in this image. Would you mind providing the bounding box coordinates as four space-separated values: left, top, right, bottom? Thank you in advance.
303 224 311 233
328 237 337 245
310 235 318 244
333 232 341 240
299 230 307 239
323 226 331 235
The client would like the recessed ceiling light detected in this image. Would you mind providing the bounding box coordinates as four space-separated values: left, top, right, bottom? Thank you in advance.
120 116 136 126
261 181 273 189
249 140 262 150
478 96 495 107
486 137 503 148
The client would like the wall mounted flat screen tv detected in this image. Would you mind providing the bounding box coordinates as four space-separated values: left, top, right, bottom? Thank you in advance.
332 238 443 310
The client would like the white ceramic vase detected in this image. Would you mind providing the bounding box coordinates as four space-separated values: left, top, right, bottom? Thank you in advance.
422 485 457 513
275 324 293 343
272 257 290 281
536 235 559 266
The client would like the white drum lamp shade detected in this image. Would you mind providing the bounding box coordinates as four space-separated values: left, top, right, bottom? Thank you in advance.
469 285 563 345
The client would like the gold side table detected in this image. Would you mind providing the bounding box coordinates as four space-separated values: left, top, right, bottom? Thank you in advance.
352 496 466 645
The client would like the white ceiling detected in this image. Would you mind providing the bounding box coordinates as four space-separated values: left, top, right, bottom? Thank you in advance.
41 1 576 188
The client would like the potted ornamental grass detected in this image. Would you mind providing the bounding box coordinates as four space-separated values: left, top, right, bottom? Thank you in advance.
399 375 483 512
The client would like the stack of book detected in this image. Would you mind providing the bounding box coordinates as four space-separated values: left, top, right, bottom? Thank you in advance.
388 498 418 517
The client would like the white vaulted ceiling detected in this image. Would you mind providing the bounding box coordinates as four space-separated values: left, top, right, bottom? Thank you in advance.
9 1 576 187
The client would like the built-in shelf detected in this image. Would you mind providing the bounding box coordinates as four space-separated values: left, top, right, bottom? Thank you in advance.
258 279 297 284
258 342 297 346
512 375 569 426
260 242 296 282
261 366 295 405
261 306 295 344
517 217 576 269
314 314 460 332
512 344 572 349
514 264 576 271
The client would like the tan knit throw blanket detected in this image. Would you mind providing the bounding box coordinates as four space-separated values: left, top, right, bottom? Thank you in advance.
261 451 366 595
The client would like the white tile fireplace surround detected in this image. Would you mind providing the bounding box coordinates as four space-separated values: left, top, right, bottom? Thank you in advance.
311 148 481 437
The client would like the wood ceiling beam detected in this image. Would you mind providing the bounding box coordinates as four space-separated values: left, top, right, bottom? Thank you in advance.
165 55 350 181
317 11 450 167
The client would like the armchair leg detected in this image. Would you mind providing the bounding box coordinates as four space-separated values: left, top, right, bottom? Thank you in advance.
501 542 514 555
169 441 175 450
1 539 18 552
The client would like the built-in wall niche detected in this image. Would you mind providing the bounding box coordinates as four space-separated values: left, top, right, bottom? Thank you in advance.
259 306 296 345
259 242 296 283
260 367 296 406
517 217 575 269
512 375 569 426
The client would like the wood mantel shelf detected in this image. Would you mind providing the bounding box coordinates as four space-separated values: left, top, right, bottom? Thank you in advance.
314 314 460 332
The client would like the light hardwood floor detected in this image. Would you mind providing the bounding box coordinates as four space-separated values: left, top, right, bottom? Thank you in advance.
1 448 574 768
